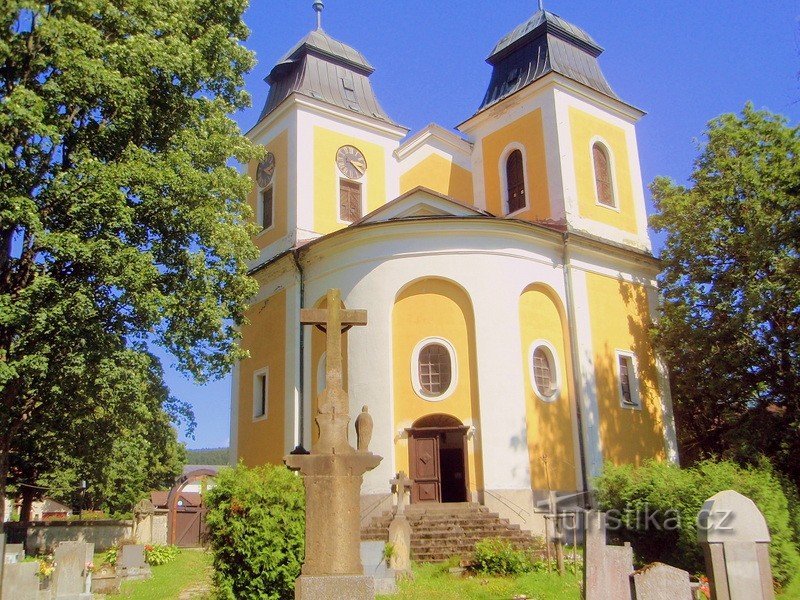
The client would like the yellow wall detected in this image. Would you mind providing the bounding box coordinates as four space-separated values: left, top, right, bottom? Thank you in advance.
400 153 474 205
569 108 638 234
518 285 576 491
585 272 665 465
237 289 287 466
392 278 484 493
309 295 348 449
249 130 289 250
481 110 550 220
313 126 387 234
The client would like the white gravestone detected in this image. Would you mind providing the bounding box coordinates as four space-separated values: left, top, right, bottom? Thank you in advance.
1 561 40 600
53 541 93 600
697 490 774 600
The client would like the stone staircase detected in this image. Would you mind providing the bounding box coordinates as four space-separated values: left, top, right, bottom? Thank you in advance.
360 502 543 563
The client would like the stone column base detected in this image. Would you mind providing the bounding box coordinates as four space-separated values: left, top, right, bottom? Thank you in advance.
295 574 375 600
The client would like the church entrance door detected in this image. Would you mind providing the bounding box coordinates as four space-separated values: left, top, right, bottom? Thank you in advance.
408 414 469 504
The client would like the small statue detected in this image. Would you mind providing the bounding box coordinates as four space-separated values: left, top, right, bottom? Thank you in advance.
355 405 373 452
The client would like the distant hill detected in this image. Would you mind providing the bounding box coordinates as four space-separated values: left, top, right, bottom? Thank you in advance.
186 447 230 466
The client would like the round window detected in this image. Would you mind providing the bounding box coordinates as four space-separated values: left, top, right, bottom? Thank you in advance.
531 344 559 400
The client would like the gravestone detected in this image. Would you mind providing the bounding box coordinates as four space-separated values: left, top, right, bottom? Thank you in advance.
0 533 4 599
584 510 634 600
631 562 692 600
697 490 774 600
4 543 24 564
52 541 93 600
285 289 382 600
90 562 121 595
360 541 396 595
1 561 40 600
387 472 413 574
118 544 151 581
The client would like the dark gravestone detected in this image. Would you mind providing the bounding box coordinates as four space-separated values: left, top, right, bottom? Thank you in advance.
1 561 40 600
631 562 692 600
118 544 151 581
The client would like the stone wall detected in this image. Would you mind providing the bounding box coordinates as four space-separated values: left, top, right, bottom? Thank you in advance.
4 520 133 554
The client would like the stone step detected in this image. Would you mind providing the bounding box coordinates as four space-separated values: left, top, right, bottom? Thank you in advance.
360 503 542 564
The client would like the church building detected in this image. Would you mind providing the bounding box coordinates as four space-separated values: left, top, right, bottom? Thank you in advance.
229 3 678 532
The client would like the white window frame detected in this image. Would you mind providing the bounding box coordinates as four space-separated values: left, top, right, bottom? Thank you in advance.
410 337 458 402
256 183 275 234
615 351 641 410
528 339 561 402
588 136 620 211
498 142 531 217
253 367 269 421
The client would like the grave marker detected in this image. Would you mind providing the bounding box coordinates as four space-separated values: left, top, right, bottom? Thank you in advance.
1 561 39 600
631 562 692 600
52 540 93 599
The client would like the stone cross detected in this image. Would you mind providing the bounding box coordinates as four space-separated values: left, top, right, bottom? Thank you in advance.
286 288 382 600
301 288 367 453
390 471 413 516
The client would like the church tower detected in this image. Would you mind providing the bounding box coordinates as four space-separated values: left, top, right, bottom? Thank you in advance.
459 8 651 251
246 3 408 267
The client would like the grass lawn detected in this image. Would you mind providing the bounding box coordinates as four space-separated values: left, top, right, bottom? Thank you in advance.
106 548 212 600
377 562 582 600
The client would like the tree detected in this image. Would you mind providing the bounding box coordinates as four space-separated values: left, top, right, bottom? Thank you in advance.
0 0 260 520
651 104 800 485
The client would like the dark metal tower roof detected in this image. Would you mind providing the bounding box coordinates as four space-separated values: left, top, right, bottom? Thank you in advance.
477 10 619 113
258 29 399 126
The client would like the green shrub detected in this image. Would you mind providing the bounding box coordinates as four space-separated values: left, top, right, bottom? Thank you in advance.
144 544 180 566
473 538 531 576
205 463 305 600
594 459 800 585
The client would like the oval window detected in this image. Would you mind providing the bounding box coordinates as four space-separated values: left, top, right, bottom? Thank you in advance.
531 344 559 400
418 343 452 396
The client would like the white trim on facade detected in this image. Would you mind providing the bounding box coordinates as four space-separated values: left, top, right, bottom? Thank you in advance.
252 366 269 421
614 350 642 410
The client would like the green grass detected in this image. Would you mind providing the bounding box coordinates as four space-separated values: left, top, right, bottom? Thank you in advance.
110 548 212 600
377 562 582 600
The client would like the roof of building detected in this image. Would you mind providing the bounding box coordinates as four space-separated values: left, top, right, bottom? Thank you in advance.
258 28 398 126
478 9 618 113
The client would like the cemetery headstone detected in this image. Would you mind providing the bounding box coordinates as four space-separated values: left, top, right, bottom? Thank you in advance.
4 544 24 564
117 544 151 581
90 562 121 595
52 540 93 600
631 562 692 600
1 561 40 600
0 533 4 599
584 510 634 600
360 541 396 595
697 490 774 600
285 288 382 600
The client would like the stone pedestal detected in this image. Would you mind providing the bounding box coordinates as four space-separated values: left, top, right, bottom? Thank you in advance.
295 574 375 599
285 451 382 600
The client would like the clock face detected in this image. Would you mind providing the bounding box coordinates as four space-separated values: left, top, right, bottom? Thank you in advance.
256 152 276 187
336 145 367 180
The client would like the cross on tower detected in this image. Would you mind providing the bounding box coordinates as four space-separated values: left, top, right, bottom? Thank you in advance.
300 288 367 453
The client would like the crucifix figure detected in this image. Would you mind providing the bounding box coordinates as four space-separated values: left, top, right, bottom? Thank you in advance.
300 288 367 454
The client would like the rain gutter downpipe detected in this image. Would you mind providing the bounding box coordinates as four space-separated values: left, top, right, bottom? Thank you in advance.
290 248 309 455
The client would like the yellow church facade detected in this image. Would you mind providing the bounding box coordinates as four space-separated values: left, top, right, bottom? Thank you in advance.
230 7 678 531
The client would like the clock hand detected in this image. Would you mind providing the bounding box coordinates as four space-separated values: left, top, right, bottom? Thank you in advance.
349 160 366 174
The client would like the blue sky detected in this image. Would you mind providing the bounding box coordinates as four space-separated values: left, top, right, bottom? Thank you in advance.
172 0 800 449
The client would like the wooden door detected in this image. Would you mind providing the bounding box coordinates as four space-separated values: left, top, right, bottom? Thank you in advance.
174 508 207 547
410 433 441 503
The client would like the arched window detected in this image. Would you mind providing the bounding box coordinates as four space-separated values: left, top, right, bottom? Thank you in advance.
506 149 526 214
418 342 452 396
592 143 614 207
